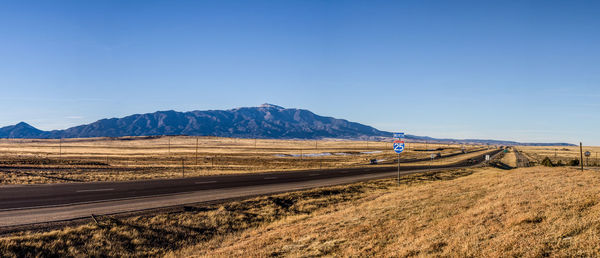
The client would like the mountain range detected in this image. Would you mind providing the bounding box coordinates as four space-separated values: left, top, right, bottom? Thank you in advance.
0 104 573 146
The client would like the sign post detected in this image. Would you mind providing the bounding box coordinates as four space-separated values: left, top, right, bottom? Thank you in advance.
393 132 405 185
585 151 591 166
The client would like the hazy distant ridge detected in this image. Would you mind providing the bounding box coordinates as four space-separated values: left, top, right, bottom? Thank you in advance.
0 104 573 146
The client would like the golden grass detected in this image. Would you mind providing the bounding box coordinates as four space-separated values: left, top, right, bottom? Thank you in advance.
172 166 600 257
0 136 484 184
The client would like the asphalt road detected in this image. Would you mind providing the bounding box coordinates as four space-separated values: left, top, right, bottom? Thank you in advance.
0 149 502 227
379 148 486 165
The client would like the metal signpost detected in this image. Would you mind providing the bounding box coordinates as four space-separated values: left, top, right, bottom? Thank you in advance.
585 151 591 166
393 132 405 184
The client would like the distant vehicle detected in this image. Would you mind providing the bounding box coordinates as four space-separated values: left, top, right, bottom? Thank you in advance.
370 159 378 165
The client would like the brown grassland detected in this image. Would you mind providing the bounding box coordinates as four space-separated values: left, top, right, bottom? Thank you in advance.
3 164 600 257
0 136 484 184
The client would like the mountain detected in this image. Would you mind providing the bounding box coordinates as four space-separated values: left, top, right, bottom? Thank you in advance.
0 104 574 146
0 104 390 140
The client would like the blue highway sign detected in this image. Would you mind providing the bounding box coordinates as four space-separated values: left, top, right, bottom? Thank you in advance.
393 140 405 154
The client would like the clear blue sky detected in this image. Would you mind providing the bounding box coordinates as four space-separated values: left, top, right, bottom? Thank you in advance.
1 0 599 144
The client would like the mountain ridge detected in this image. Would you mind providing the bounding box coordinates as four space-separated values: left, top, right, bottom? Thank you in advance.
0 104 574 146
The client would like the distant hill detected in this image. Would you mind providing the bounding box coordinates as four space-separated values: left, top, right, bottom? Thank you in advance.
0 122 46 139
0 104 574 146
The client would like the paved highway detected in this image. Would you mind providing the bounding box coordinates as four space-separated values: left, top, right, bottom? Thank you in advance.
0 149 502 227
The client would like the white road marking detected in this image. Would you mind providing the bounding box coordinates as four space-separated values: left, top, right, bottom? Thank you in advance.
264 177 278 180
194 181 217 184
76 188 114 193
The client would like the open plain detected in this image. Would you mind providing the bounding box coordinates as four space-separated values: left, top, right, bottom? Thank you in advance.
3 136 594 257
0 136 485 184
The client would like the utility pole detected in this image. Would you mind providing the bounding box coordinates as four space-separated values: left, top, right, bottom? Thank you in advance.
580 142 584 171
168 138 171 155
59 138 62 161
195 137 199 168
182 159 185 177
430 154 433 172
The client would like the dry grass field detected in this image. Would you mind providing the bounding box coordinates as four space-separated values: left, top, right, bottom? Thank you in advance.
0 136 484 184
173 166 600 257
3 165 600 257
519 145 600 166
